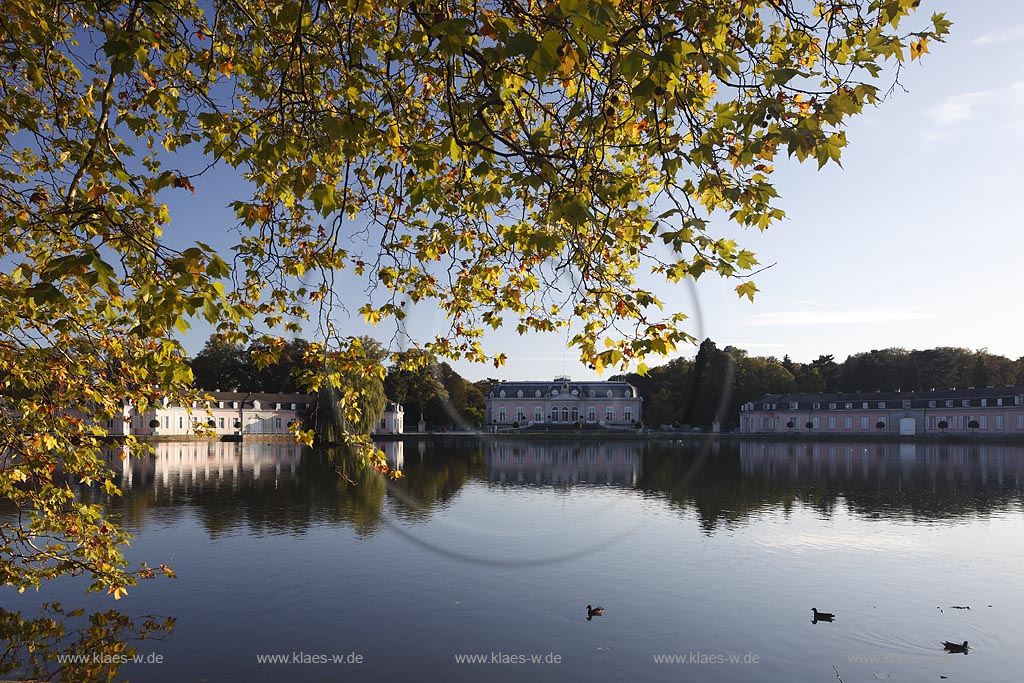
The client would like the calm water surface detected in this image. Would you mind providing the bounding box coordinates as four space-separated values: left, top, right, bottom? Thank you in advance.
4 438 1024 682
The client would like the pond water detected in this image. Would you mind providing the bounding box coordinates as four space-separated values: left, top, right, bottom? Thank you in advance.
3 438 1023 682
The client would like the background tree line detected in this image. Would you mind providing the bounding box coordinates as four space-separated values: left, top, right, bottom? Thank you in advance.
615 342 1024 429
188 336 489 432
192 335 1024 431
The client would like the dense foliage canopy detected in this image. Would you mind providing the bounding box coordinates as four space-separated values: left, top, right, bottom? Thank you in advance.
1 0 947 595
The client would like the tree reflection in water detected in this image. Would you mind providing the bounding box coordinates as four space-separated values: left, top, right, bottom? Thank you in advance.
0 602 173 682
107 439 1024 538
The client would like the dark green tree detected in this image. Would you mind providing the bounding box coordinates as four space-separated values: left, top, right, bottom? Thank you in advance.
384 351 450 427
189 337 254 391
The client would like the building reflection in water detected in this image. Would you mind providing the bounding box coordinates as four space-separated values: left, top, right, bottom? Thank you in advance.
95 438 1024 538
115 439 405 493
739 440 1024 490
116 441 305 492
380 440 403 471
484 440 641 487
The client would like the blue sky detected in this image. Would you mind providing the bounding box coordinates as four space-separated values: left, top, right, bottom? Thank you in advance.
167 1 1024 382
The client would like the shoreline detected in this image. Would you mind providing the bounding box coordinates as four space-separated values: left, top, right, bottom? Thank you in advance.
117 431 1024 446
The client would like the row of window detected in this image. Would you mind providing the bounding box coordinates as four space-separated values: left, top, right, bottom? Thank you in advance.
117 415 285 430
496 388 633 399
757 396 1024 411
927 415 1022 430
765 416 888 430
208 401 306 411
751 415 1024 431
130 399 308 411
493 452 634 465
497 406 634 423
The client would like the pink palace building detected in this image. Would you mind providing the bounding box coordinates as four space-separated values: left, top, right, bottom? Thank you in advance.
740 386 1024 436
104 391 314 437
485 376 643 428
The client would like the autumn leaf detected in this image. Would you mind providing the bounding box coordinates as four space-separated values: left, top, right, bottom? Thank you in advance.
172 175 195 193
910 38 930 61
556 41 579 79
735 281 758 302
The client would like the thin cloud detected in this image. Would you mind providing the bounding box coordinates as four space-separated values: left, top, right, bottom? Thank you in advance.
928 90 992 126
743 309 935 327
968 24 1024 46
927 82 1024 129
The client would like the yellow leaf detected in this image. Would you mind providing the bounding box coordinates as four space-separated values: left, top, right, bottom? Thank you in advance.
86 185 108 201
735 281 758 302
557 42 579 79
910 38 929 61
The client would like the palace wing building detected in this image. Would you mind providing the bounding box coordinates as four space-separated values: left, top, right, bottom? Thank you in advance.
105 391 315 437
740 386 1024 436
486 376 642 428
